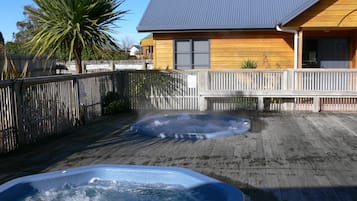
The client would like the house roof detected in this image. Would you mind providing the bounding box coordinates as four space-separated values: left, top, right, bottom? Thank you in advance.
141 34 153 41
140 34 153 46
131 45 141 49
137 0 319 32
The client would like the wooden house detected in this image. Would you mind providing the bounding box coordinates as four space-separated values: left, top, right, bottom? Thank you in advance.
137 0 357 70
140 34 154 59
129 45 141 57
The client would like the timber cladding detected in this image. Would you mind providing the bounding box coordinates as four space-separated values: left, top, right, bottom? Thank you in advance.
153 31 294 70
286 0 357 28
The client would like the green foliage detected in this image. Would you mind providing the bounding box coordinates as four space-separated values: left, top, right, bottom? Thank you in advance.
5 42 29 55
25 0 128 73
1 52 29 80
1 32 29 80
0 32 4 47
14 5 37 43
241 59 257 69
1 59 29 80
55 45 129 61
128 71 183 110
82 48 129 61
102 92 131 114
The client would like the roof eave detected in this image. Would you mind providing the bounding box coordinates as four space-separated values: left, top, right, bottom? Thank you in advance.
137 25 276 33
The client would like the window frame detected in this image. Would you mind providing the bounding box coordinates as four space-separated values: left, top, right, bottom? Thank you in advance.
174 39 210 70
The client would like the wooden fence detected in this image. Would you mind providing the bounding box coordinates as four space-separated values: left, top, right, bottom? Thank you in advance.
0 73 113 153
0 55 56 77
0 69 357 153
60 59 153 73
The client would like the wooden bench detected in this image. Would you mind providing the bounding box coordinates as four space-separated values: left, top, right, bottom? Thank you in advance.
199 90 357 112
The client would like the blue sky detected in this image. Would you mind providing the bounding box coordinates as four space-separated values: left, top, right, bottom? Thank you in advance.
0 0 150 44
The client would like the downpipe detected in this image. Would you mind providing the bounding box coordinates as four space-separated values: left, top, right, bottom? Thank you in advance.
276 25 299 70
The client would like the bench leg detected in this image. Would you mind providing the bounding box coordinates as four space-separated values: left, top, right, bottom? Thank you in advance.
199 97 208 111
313 97 321 112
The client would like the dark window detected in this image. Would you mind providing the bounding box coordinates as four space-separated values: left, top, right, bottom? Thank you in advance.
303 37 350 69
174 39 210 69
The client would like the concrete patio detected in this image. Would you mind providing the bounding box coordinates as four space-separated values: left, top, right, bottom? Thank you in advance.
0 111 356 201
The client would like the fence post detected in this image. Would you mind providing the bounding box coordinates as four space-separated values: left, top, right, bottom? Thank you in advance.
71 77 82 125
110 60 115 71
198 71 208 111
82 61 87 73
111 71 117 93
13 80 24 145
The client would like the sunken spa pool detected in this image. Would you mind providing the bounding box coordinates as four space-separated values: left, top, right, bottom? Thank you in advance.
132 113 251 139
0 164 244 201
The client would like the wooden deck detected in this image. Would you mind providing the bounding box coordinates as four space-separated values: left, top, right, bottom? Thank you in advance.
0 112 356 201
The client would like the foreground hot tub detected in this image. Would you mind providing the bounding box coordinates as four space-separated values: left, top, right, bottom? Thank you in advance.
0 164 244 201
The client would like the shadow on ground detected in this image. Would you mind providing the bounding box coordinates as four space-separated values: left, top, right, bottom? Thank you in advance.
205 173 357 201
0 113 141 183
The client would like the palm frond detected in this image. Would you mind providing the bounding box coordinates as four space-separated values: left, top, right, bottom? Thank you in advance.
26 0 128 73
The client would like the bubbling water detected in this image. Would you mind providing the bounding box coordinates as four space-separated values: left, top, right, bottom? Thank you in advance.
132 113 251 139
23 179 205 201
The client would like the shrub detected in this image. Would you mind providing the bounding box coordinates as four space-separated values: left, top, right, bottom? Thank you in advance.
241 59 257 69
102 92 131 114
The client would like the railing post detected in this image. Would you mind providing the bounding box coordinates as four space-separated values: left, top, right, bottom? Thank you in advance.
283 70 294 91
198 71 209 111
293 70 297 91
283 70 288 90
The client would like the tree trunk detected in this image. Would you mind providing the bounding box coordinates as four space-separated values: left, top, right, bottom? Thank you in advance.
74 47 82 74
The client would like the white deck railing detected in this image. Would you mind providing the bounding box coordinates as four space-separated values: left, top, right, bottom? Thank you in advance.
204 69 357 92
293 70 357 91
209 70 284 91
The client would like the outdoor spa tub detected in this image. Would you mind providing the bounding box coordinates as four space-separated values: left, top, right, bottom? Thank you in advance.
132 113 251 139
0 164 244 201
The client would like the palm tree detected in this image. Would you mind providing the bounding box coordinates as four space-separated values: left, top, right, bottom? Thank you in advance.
0 32 4 54
26 0 128 73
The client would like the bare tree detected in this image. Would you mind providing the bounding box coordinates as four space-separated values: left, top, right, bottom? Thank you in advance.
120 35 135 53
